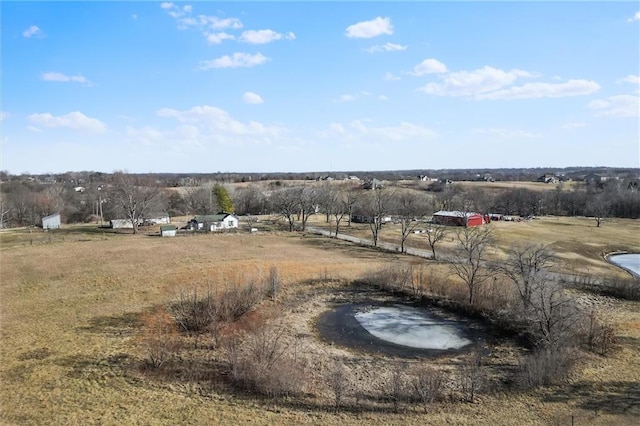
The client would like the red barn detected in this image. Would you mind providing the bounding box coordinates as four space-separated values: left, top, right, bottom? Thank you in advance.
432 211 489 227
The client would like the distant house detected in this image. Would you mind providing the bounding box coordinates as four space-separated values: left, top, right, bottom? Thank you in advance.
432 211 489 227
41 213 61 230
189 214 239 231
144 213 171 225
350 211 392 224
110 219 138 229
584 173 605 185
160 225 177 237
537 174 559 184
362 178 383 190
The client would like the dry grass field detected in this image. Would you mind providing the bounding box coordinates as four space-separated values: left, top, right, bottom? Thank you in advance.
1 219 639 425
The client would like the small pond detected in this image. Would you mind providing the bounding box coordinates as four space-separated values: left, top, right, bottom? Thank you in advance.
608 253 640 277
317 303 484 357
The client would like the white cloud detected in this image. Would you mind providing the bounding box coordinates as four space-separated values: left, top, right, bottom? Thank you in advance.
562 122 588 129
477 79 600 100
199 52 269 69
384 72 401 81
239 30 295 44
41 72 92 85
205 32 234 44
156 105 284 144
619 74 639 85
243 92 264 104
125 126 164 146
588 95 639 117
412 58 447 76
28 111 107 133
473 127 540 139
0 111 10 121
627 11 640 22
337 94 357 102
345 17 393 39
365 42 407 53
23 25 43 38
162 3 243 34
418 66 532 97
348 120 437 141
378 95 389 101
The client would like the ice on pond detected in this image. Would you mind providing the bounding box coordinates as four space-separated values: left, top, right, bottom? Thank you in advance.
354 305 472 350
608 253 640 277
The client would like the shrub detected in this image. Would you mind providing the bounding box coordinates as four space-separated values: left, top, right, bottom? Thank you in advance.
516 346 578 389
410 365 446 413
139 307 182 369
226 322 307 397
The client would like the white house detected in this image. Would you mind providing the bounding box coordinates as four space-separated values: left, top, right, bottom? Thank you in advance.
41 213 61 230
144 213 171 225
189 214 239 231
110 218 138 229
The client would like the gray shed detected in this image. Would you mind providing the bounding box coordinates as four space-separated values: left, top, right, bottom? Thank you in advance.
42 213 61 230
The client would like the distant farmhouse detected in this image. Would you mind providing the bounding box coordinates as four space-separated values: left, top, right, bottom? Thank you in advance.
188 214 239 232
143 212 171 225
362 178 384 190
41 213 61 230
432 211 490 227
537 174 559 184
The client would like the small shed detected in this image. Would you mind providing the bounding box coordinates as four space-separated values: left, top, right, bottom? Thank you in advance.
42 213 61 230
160 225 177 237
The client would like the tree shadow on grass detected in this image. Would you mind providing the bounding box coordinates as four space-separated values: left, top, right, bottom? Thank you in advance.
543 380 640 416
76 311 142 336
300 234 404 261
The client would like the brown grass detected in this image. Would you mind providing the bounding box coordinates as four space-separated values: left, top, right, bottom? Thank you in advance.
1 221 639 425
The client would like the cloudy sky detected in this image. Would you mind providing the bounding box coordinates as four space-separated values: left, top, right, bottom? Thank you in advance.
1 1 639 174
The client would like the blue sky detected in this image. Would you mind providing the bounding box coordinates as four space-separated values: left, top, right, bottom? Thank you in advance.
1 1 639 174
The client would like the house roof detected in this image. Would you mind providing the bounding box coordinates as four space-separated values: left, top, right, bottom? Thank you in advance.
434 211 482 218
160 225 177 231
192 214 237 223
42 213 61 220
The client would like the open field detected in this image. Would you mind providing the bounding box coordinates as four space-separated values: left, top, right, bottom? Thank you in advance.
1 220 639 425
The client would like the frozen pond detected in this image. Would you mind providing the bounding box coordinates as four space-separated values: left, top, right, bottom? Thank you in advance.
355 305 472 350
316 303 483 357
608 253 640 277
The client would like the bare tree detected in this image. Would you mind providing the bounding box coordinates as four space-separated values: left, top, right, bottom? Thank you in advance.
110 172 162 234
344 188 360 227
183 186 210 215
425 225 449 260
530 281 582 348
457 346 486 403
299 187 319 232
499 243 553 315
395 191 429 253
358 188 394 247
270 187 301 231
410 365 446 413
448 226 494 305
327 360 350 411
586 193 610 227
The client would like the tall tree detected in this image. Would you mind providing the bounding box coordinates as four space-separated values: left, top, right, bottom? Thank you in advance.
448 226 494 305
358 188 393 247
499 243 553 315
396 191 429 253
111 172 162 234
270 187 301 231
425 225 449 260
586 193 610 227
213 184 234 213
